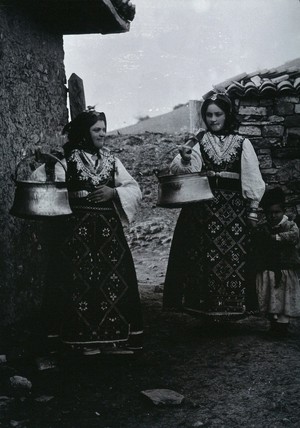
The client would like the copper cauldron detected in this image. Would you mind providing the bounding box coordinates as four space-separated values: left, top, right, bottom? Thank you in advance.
10 153 72 219
155 145 214 208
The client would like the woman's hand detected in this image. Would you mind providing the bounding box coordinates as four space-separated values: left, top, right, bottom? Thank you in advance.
86 185 115 203
179 145 192 163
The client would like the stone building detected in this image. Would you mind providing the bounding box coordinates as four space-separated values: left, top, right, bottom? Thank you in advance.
204 58 300 215
0 0 135 325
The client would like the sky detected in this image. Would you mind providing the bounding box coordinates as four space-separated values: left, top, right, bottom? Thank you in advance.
64 0 300 131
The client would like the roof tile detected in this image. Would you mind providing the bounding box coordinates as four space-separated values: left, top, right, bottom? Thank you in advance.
204 58 300 99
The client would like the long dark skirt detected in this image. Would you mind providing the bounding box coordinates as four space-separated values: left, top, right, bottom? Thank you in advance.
43 206 143 352
163 190 255 318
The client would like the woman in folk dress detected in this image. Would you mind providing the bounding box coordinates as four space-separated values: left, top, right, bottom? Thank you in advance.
163 93 265 319
33 109 143 354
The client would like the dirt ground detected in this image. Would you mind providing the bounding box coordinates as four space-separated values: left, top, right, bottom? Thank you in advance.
1 240 300 428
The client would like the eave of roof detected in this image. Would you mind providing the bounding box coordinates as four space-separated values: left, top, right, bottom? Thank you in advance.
1 0 134 35
203 58 300 99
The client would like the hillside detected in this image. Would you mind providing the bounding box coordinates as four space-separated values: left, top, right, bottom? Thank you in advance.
109 104 190 135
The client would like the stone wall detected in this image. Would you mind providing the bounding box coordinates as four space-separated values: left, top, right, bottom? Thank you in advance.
0 5 68 324
235 95 300 215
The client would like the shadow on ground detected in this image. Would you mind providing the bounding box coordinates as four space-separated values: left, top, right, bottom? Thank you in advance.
1 284 300 428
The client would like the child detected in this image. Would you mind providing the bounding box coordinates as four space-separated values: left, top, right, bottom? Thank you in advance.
253 187 300 335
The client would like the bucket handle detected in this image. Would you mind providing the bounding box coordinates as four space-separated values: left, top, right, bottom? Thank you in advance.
12 152 67 182
153 144 202 177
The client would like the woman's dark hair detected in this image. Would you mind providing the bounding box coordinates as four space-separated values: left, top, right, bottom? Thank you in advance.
201 93 235 134
260 187 286 211
62 110 107 154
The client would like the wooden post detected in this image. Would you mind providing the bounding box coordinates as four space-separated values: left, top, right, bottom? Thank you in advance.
68 73 86 120
189 100 203 134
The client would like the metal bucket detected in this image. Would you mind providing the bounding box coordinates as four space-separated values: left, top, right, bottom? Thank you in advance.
156 172 214 208
10 153 72 219
155 145 214 208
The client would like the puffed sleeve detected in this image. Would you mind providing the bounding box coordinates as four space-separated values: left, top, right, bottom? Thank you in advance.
169 143 203 174
241 139 265 208
113 158 142 225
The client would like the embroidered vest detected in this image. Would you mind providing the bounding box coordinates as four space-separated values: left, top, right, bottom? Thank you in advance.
66 149 115 193
199 132 244 173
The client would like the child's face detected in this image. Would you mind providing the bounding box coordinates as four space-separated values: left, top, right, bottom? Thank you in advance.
265 203 284 227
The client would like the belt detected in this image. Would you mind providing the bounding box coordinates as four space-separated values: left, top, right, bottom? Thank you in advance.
206 171 241 191
206 171 240 180
71 205 114 212
70 198 114 211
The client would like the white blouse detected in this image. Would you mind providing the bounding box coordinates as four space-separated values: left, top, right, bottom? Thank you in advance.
170 137 265 208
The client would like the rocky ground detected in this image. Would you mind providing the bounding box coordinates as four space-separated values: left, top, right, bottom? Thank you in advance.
1 264 300 428
1 133 300 427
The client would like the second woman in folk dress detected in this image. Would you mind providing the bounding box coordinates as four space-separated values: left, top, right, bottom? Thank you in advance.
32 110 143 354
163 93 265 318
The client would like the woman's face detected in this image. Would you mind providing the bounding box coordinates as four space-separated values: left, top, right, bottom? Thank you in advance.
89 120 106 150
205 103 226 133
